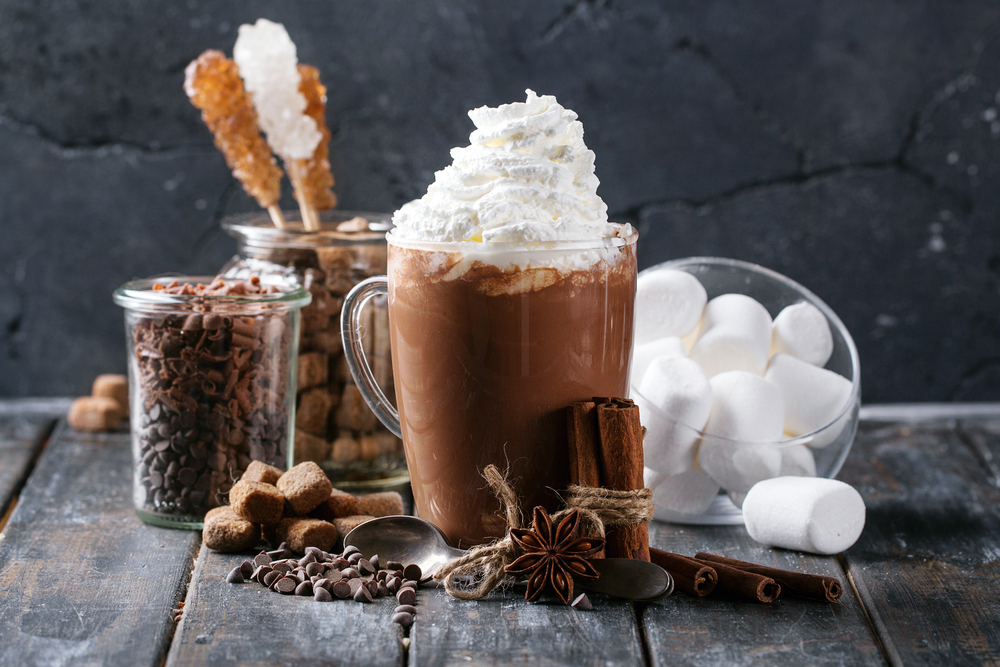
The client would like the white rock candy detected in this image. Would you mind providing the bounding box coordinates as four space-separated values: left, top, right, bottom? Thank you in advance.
771 302 834 367
638 357 713 476
765 353 853 438
652 466 721 519
742 476 866 554
234 19 321 161
631 336 685 387
634 269 707 345
689 294 773 377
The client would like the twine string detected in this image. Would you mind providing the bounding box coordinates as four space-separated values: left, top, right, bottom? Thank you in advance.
433 465 654 600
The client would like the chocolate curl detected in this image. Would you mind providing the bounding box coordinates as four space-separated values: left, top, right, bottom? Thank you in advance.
595 399 650 561
649 548 717 597
693 557 780 603
695 552 842 603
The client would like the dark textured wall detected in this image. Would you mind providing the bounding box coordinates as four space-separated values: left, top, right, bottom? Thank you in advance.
1 1 998 403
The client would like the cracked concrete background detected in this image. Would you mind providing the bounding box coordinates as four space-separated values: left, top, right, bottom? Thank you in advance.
0 0 998 403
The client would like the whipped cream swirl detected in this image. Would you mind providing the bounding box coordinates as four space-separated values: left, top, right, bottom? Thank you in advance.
392 90 612 243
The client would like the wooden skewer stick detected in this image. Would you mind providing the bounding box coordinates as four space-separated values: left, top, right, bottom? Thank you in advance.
267 205 287 230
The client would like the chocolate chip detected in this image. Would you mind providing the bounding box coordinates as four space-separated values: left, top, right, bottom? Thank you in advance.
366 580 379 596
343 567 359 579
392 612 414 628
399 580 417 591
571 593 592 610
274 576 298 594
395 604 417 615
403 564 422 581
396 588 417 606
342 545 360 557
369 554 380 570
226 566 245 584
377 582 389 598
331 580 352 599
357 558 375 575
314 586 333 602
262 571 281 587
386 561 403 572
353 585 373 603
295 581 314 596
239 560 254 579
305 562 325 577
253 552 272 568
348 552 362 565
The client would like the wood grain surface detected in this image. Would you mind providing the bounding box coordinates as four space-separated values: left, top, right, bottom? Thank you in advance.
410 586 646 667
642 522 884 666
0 422 200 667
168 544 404 666
0 411 57 521
840 418 1000 667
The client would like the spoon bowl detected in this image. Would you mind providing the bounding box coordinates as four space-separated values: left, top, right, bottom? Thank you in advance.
344 515 673 600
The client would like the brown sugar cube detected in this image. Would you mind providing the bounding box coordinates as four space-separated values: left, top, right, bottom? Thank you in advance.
294 428 332 463
330 431 361 463
276 461 333 515
333 515 375 539
91 374 129 415
297 352 329 392
241 460 283 486
336 384 378 432
229 479 285 525
276 517 339 554
355 492 405 518
296 388 334 436
358 434 380 461
311 488 360 522
68 396 125 432
203 506 259 553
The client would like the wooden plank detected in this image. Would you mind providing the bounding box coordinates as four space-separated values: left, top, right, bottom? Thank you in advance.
410 587 646 666
167 545 405 666
0 412 56 520
642 521 884 666
956 416 1000 487
0 421 200 667
839 418 1000 667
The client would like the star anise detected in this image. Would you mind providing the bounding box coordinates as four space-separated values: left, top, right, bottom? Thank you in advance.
504 506 605 604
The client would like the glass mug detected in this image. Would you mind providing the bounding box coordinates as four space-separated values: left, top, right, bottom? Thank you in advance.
341 227 638 547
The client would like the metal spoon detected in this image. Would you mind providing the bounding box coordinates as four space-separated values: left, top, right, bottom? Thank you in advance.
343 515 673 601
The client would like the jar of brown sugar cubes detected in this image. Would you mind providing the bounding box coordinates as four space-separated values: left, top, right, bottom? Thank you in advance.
114 275 311 529
221 211 408 492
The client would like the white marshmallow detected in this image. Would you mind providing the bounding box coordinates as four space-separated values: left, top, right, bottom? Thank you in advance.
699 439 782 494
689 294 773 377
765 353 853 437
635 269 707 345
637 357 713 476
742 477 866 554
644 466 668 491
779 444 817 477
703 371 785 442
771 302 834 367
631 336 686 387
728 490 747 509
652 466 721 519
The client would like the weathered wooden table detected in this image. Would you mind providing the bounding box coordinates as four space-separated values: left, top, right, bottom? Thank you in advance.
1 399 998 666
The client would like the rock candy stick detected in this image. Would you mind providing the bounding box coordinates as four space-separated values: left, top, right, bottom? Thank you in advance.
294 64 337 222
184 50 286 228
234 19 323 230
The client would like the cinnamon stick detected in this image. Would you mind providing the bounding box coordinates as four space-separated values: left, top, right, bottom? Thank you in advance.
693 557 780 603
595 399 650 561
649 548 717 597
695 552 842 602
567 402 601 487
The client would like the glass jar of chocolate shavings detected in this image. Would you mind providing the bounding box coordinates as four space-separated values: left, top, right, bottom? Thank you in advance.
113 275 311 529
221 210 408 492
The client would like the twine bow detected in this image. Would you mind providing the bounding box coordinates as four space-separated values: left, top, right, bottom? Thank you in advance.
433 464 654 600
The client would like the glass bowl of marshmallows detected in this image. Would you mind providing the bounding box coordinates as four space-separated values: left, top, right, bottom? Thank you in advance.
631 257 861 525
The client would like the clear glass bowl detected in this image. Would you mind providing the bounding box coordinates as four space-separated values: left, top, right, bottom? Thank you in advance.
631 257 861 525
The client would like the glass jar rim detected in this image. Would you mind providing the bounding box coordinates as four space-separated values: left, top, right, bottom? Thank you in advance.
113 275 312 312
222 209 392 249
385 222 638 252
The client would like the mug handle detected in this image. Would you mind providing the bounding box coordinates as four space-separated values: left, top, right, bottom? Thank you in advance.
340 276 401 438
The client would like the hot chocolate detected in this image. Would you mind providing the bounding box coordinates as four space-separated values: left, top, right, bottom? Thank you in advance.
387 239 636 546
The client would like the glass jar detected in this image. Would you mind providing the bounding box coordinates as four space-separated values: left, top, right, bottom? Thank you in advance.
222 210 408 492
113 275 310 529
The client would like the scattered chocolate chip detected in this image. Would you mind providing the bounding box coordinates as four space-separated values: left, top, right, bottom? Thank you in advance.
342 545 360 557
295 581 314 596
306 562 325 577
331 580 352 599
262 571 281 587
395 604 417 615
343 567 360 579
274 576 298 594
354 585 373 603
386 561 403 572
392 612 414 628
369 555 380 570
314 586 333 602
396 588 417 606
571 593 593 610
403 564 422 581
226 566 245 584
357 558 375 575
253 552 272 568
239 560 254 578
377 582 389 597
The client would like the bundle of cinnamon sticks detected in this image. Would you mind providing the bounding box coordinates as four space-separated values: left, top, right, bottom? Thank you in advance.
649 548 843 603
